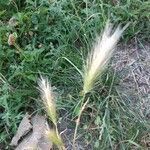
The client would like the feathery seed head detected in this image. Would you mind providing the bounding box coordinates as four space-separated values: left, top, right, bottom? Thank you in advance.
46 129 64 147
38 76 57 125
83 22 128 94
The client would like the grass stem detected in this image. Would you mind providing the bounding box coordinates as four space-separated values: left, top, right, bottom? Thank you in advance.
73 96 89 150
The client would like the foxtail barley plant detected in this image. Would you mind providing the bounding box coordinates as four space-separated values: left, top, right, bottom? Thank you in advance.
83 22 129 94
38 76 57 126
38 76 65 150
73 22 129 149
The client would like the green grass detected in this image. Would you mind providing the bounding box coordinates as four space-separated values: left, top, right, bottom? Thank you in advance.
0 0 149 149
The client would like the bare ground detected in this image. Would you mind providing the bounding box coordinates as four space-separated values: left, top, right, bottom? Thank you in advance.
112 39 150 119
